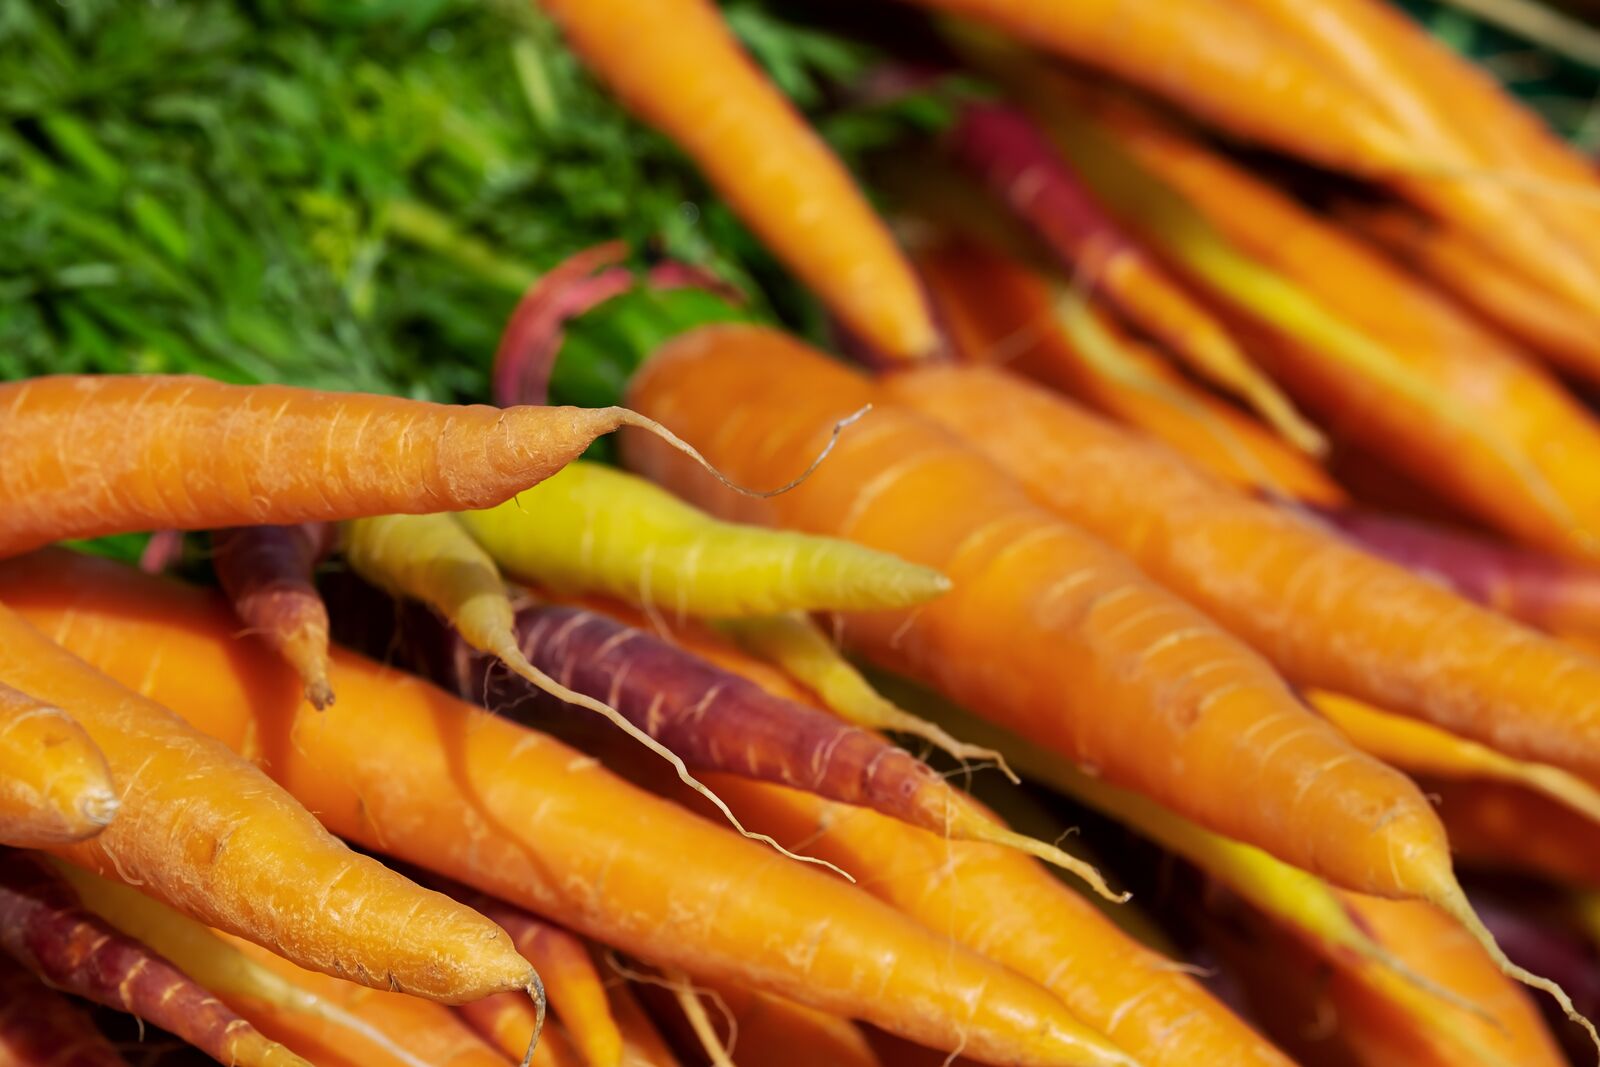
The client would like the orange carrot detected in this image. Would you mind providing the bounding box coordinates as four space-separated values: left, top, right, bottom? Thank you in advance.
603 979 681 1067
0 954 130 1067
0 374 749 558
945 102 1317 452
1077 106 1600 560
0 551 1136 1067
710 775 1296 1067
624 323 1448 902
0 682 117 848
915 1 1404 172
459 998 583 1067
221 932 516 1067
646 978 884 1067
1423 777 1600 889
401 599 1115 896
451 894 620 1067
0 851 309 1067
1339 202 1600 383
535 0 936 362
916 238 1345 503
0 599 530 1004
213 524 337 710
883 364 1600 787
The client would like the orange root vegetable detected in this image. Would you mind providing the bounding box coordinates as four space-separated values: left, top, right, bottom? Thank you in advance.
624 324 1448 902
447 894 620 1067
1310 691 1600 824
604 979 682 1067
213 524 336 710
0 681 117 848
1423 776 1600 889
708 776 1295 1067
1080 106 1600 561
916 239 1344 504
917 1 1404 173
946 101 1318 453
0 851 310 1067
1306 505 1600 642
459 997 583 1067
0 374 756 558
0 552 1134 1067
401 598 1117 897
1340 202 1600 383
648 978 884 1067
219 933 516 1067
884 364 1600 786
0 600 530 1004
534 0 936 362
0 955 131 1067
713 612 1008 773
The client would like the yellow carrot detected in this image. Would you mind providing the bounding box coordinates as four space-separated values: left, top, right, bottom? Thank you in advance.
0 682 117 848
715 612 1007 773
457 462 950 618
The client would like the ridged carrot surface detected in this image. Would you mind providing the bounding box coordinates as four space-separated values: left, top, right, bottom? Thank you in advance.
536 0 936 361
623 324 1445 899
0 551 1137 1067
885 363 1600 784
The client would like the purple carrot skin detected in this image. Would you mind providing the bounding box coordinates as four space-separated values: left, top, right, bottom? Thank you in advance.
1304 505 1600 641
0 955 130 1067
0 851 308 1067
213 524 337 710
946 101 1318 453
400 598 1122 897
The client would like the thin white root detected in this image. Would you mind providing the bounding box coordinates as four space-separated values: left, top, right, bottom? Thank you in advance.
519 973 547 1067
617 406 870 499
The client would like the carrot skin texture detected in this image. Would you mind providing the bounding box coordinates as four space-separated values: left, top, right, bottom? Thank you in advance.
885 363 1600 783
0 955 130 1067
0 682 117 847
0 375 651 556
710 776 1296 1067
0 553 1130 1067
624 324 1447 899
535 0 936 362
0 599 529 1003
0 851 308 1067
213 524 336 710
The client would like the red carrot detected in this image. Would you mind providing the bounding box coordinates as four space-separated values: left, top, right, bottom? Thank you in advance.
0 851 308 1067
213 524 337 710
0 955 129 1067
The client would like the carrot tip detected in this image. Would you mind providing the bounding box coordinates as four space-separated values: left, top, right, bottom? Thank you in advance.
305 679 336 711
76 787 120 829
520 974 547 1067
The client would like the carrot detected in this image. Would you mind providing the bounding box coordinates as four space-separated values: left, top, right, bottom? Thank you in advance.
0 955 130 1067
535 0 937 362
1309 691 1600 825
1339 201 1600 383
400 596 1117 896
945 101 1319 454
1064 96 1600 560
342 511 823 874
0 552 1135 1067
1423 777 1600 889
882 364 1600 786
603 979 681 1067
915 239 1344 504
623 324 1449 902
1306 504 1600 642
460 998 582 1067
710 776 1294 1067
456 462 950 618
914 2 1405 173
219 933 517 1067
713 612 1007 772
50 859 444 1067
0 597 532 1005
645 977 884 1067
212 524 337 709
449 894 620 1067
0 851 311 1067
0 681 117 848
0 374 773 558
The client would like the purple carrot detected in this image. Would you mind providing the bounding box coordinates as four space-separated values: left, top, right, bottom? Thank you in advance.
0 954 130 1067
212 524 337 709
400 599 1121 897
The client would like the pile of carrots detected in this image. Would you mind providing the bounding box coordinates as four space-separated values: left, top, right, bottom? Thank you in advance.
17 1 1600 1066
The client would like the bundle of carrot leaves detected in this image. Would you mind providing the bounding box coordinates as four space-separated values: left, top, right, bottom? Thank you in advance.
13 1 1600 1067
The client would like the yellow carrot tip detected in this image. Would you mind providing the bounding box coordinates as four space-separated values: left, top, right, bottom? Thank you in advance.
958 814 1128 903
519 974 547 1067
615 404 871 499
1433 878 1600 1054
1238 378 1327 458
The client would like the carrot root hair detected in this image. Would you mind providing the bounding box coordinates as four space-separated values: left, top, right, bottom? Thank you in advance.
519 972 548 1067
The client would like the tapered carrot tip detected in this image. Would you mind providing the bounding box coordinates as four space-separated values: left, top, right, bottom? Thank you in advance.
520 975 548 1067
949 804 1128 903
1431 873 1600 1055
